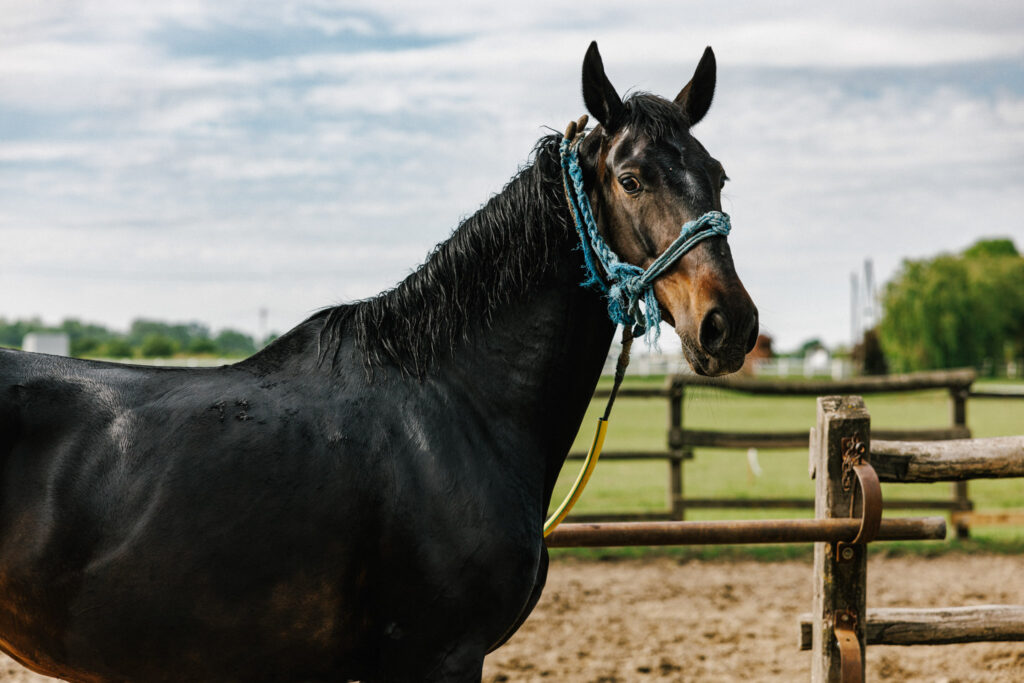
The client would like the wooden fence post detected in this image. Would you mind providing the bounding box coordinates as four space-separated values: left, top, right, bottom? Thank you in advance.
949 386 972 538
812 396 871 683
668 378 685 521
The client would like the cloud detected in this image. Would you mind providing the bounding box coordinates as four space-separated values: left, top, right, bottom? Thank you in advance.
1 2 1022 351
152 19 461 61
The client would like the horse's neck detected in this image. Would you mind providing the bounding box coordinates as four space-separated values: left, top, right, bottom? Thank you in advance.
253 139 618 493
435 259 616 492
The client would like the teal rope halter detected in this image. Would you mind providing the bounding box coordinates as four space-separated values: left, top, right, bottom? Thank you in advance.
559 126 732 342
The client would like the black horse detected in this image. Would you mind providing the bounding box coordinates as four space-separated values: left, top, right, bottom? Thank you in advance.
0 43 756 681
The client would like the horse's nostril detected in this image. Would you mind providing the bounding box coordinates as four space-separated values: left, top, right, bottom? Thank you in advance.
744 312 759 354
745 322 758 353
699 309 729 354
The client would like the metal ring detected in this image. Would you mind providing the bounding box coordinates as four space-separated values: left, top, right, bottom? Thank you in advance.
849 462 882 545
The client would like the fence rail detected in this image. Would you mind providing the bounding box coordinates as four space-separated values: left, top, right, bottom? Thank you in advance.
670 368 976 395
969 390 1024 399
798 605 1024 649
570 369 988 536
546 392 1024 683
871 436 1024 482
672 426 969 450
807 396 1024 681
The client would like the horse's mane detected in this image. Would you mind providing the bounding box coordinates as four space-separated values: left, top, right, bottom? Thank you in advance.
297 93 680 377
315 133 574 376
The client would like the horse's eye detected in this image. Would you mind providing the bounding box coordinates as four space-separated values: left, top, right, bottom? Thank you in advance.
619 175 642 195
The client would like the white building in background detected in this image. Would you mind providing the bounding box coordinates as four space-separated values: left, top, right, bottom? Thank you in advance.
751 355 852 380
22 332 70 356
804 347 831 377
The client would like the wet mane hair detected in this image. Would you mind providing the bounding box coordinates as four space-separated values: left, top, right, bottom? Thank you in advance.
312 93 685 376
316 133 574 376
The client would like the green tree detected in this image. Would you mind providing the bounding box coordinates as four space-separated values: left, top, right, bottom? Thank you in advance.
0 317 46 348
100 338 134 358
214 329 256 357
879 238 1024 373
60 318 117 357
71 336 102 356
188 337 218 354
798 338 825 357
127 319 211 350
963 238 1019 259
140 334 178 358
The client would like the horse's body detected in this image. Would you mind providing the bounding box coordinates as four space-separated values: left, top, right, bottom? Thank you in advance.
0 44 757 681
0 146 610 682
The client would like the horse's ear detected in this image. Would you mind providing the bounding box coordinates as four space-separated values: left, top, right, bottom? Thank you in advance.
582 41 624 132
674 46 716 126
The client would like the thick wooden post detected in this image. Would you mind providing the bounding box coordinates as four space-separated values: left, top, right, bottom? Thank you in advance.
668 379 685 521
949 386 972 538
812 396 870 683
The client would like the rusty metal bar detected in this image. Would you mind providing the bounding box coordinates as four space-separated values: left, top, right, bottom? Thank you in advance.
677 498 959 510
544 517 946 548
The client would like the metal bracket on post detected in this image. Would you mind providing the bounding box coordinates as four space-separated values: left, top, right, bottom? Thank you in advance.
836 436 882 563
833 609 861 682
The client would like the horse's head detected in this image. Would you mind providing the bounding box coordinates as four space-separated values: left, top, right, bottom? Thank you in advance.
578 42 758 376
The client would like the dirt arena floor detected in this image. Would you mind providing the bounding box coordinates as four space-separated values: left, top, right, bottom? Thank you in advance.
483 553 1024 683
0 554 1020 682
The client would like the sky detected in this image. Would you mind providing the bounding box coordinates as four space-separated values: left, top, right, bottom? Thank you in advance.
2 1 1023 352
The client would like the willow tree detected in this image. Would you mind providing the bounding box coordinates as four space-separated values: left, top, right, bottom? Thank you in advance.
879 238 1024 373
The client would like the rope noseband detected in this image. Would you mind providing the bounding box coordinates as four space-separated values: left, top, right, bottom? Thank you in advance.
558 117 732 342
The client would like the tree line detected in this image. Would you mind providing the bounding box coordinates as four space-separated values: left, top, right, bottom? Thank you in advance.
879 238 1024 374
5 238 1020 373
0 318 274 359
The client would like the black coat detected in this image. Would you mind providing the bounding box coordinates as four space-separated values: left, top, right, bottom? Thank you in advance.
0 138 614 682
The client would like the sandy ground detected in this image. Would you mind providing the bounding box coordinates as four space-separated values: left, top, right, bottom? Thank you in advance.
0 554 1020 682
482 554 1024 683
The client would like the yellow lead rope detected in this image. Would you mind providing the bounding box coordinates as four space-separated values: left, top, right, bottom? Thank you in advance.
543 326 634 537
543 417 608 536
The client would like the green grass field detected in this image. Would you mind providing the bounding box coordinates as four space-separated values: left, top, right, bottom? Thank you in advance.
550 378 1024 554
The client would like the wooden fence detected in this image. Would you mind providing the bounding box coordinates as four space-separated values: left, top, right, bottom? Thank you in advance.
799 396 1024 682
547 395 1024 682
566 369 979 536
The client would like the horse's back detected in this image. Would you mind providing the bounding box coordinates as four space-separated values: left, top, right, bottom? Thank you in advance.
0 349 150 475
0 349 378 678
0 347 546 680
